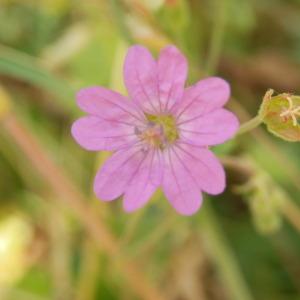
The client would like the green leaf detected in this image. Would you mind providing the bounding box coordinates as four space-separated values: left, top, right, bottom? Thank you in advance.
0 45 76 115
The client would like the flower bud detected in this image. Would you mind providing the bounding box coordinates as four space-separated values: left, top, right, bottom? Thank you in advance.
259 89 300 141
234 157 286 235
249 186 285 235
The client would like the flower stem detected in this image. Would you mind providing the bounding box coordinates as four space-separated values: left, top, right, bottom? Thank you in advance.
205 0 229 75
110 0 134 44
132 214 177 257
200 203 254 300
48 206 73 300
237 115 263 136
76 240 100 300
282 199 300 234
1 113 166 300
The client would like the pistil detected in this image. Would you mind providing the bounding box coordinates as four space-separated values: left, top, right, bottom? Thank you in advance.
135 114 179 149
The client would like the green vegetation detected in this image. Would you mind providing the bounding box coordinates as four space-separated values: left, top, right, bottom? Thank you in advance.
1 1 300 299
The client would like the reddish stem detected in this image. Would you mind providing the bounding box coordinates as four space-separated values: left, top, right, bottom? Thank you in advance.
2 113 166 300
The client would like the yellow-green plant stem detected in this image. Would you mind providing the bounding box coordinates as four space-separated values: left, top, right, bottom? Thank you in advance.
204 0 229 75
48 206 72 300
1 112 166 300
76 241 100 300
132 214 177 257
120 207 148 248
110 0 134 44
229 99 300 194
282 199 300 234
237 115 263 136
0 45 75 114
200 203 253 300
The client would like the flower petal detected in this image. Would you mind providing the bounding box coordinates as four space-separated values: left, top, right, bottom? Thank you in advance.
162 148 202 215
123 150 163 212
93 145 148 201
179 109 239 146
174 143 225 194
157 46 188 111
76 86 144 124
124 45 160 114
173 77 230 123
71 116 137 151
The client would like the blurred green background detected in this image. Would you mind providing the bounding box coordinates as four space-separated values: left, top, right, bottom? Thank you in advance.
1 0 300 299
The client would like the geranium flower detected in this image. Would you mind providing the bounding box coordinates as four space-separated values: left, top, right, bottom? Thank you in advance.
72 45 239 215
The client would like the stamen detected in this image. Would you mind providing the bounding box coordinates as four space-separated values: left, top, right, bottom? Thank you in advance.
280 95 300 126
135 114 179 149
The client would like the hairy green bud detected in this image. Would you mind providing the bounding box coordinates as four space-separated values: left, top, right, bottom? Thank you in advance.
259 89 300 142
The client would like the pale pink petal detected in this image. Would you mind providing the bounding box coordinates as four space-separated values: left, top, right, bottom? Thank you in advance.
158 46 187 111
162 148 202 215
93 145 148 201
124 45 161 113
123 150 163 212
174 143 225 194
179 109 239 146
76 86 144 125
71 116 137 151
173 77 230 122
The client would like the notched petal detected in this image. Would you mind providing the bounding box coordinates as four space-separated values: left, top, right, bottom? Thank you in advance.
173 77 230 122
123 150 162 212
162 148 202 216
157 45 188 111
178 108 240 146
71 116 136 151
174 143 225 195
93 146 147 201
76 86 144 124
124 45 160 113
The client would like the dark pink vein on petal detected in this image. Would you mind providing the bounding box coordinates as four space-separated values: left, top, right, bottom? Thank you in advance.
174 85 219 121
128 149 156 208
175 143 220 180
164 67 178 112
82 94 145 123
173 94 199 121
166 148 184 208
172 146 201 189
134 67 159 114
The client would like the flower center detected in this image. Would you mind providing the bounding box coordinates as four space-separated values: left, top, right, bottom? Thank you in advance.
136 114 179 149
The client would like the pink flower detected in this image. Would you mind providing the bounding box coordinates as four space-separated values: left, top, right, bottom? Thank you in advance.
72 45 239 215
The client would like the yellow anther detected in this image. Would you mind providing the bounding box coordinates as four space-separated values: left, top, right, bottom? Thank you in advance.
139 126 163 148
136 114 179 149
145 114 179 144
